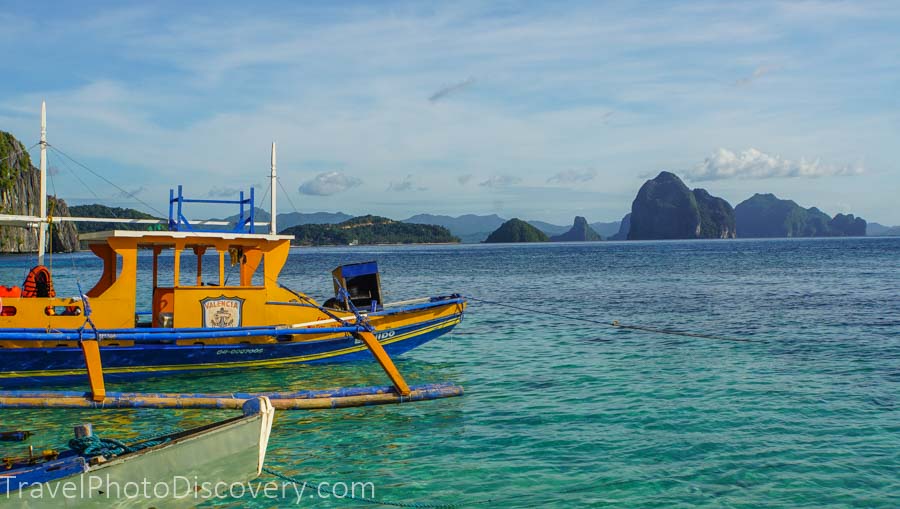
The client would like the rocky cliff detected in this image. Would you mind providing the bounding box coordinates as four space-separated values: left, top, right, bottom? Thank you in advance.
628 171 735 240
0 131 78 252
484 218 548 243
735 194 866 238
693 188 736 239
550 216 602 242
608 213 631 240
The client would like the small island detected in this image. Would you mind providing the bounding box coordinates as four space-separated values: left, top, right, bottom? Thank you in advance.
550 216 602 242
484 218 548 243
735 193 866 238
280 215 460 246
628 171 735 240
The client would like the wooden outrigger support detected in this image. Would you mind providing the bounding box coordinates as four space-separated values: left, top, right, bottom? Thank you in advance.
354 331 412 396
74 323 421 407
80 338 106 402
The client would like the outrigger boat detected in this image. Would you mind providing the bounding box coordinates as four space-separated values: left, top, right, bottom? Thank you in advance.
0 103 467 388
1 396 275 507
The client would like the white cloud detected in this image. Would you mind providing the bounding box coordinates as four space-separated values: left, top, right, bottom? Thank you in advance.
686 148 864 181
387 175 427 192
480 175 522 188
298 172 362 196
547 169 598 184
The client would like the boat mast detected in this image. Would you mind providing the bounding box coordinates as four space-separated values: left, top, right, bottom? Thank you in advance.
270 142 277 235
38 101 48 265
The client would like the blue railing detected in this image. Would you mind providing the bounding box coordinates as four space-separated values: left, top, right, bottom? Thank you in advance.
168 185 255 233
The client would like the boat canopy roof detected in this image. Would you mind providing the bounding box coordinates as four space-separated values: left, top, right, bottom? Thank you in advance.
79 230 294 247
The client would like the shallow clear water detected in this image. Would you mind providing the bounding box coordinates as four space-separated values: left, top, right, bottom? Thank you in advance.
1 238 898 507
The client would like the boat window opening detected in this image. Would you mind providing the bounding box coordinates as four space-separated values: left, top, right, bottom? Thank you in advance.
134 311 153 328
251 254 265 287
191 247 221 287
0 306 16 316
136 249 157 313
222 248 242 286
44 306 82 317
174 247 187 287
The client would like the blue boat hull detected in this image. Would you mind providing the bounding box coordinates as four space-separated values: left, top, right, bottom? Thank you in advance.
0 313 462 388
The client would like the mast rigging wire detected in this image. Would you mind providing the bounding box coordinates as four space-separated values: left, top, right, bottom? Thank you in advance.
46 144 167 217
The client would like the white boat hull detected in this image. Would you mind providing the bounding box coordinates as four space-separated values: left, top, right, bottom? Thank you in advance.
2 397 275 508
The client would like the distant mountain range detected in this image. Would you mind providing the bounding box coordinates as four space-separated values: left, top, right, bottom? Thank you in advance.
401 214 505 243
208 184 899 243
401 214 622 242
867 222 900 236
3 129 897 253
219 208 353 230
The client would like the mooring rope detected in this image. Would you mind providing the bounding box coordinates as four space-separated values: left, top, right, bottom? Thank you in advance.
465 296 763 343
68 434 170 458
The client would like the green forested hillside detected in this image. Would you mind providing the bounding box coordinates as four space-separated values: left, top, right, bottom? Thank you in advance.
281 215 459 245
484 218 549 243
68 204 161 233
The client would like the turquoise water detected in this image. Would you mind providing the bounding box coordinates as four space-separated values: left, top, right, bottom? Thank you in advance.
1 238 898 507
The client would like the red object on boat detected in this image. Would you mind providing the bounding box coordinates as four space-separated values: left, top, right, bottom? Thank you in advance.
0 285 22 298
22 266 55 298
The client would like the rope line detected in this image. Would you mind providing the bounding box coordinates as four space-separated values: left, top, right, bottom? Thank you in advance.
465 296 762 343
47 146 100 199
46 144 167 217
276 176 299 213
0 142 39 164
69 434 169 458
258 181 271 218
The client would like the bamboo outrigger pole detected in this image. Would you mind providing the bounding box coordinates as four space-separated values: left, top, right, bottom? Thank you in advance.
37 101 48 266
270 141 277 234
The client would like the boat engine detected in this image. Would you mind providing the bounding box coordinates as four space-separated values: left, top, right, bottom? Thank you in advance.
327 261 383 311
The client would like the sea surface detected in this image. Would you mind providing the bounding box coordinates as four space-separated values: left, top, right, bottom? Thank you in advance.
1 237 898 508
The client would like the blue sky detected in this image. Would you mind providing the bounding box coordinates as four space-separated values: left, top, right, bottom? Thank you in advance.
1 1 898 224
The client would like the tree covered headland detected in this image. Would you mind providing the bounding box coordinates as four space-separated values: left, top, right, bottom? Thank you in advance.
280 215 460 246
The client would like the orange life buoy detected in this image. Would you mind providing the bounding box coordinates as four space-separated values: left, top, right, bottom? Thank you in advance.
22 266 55 298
